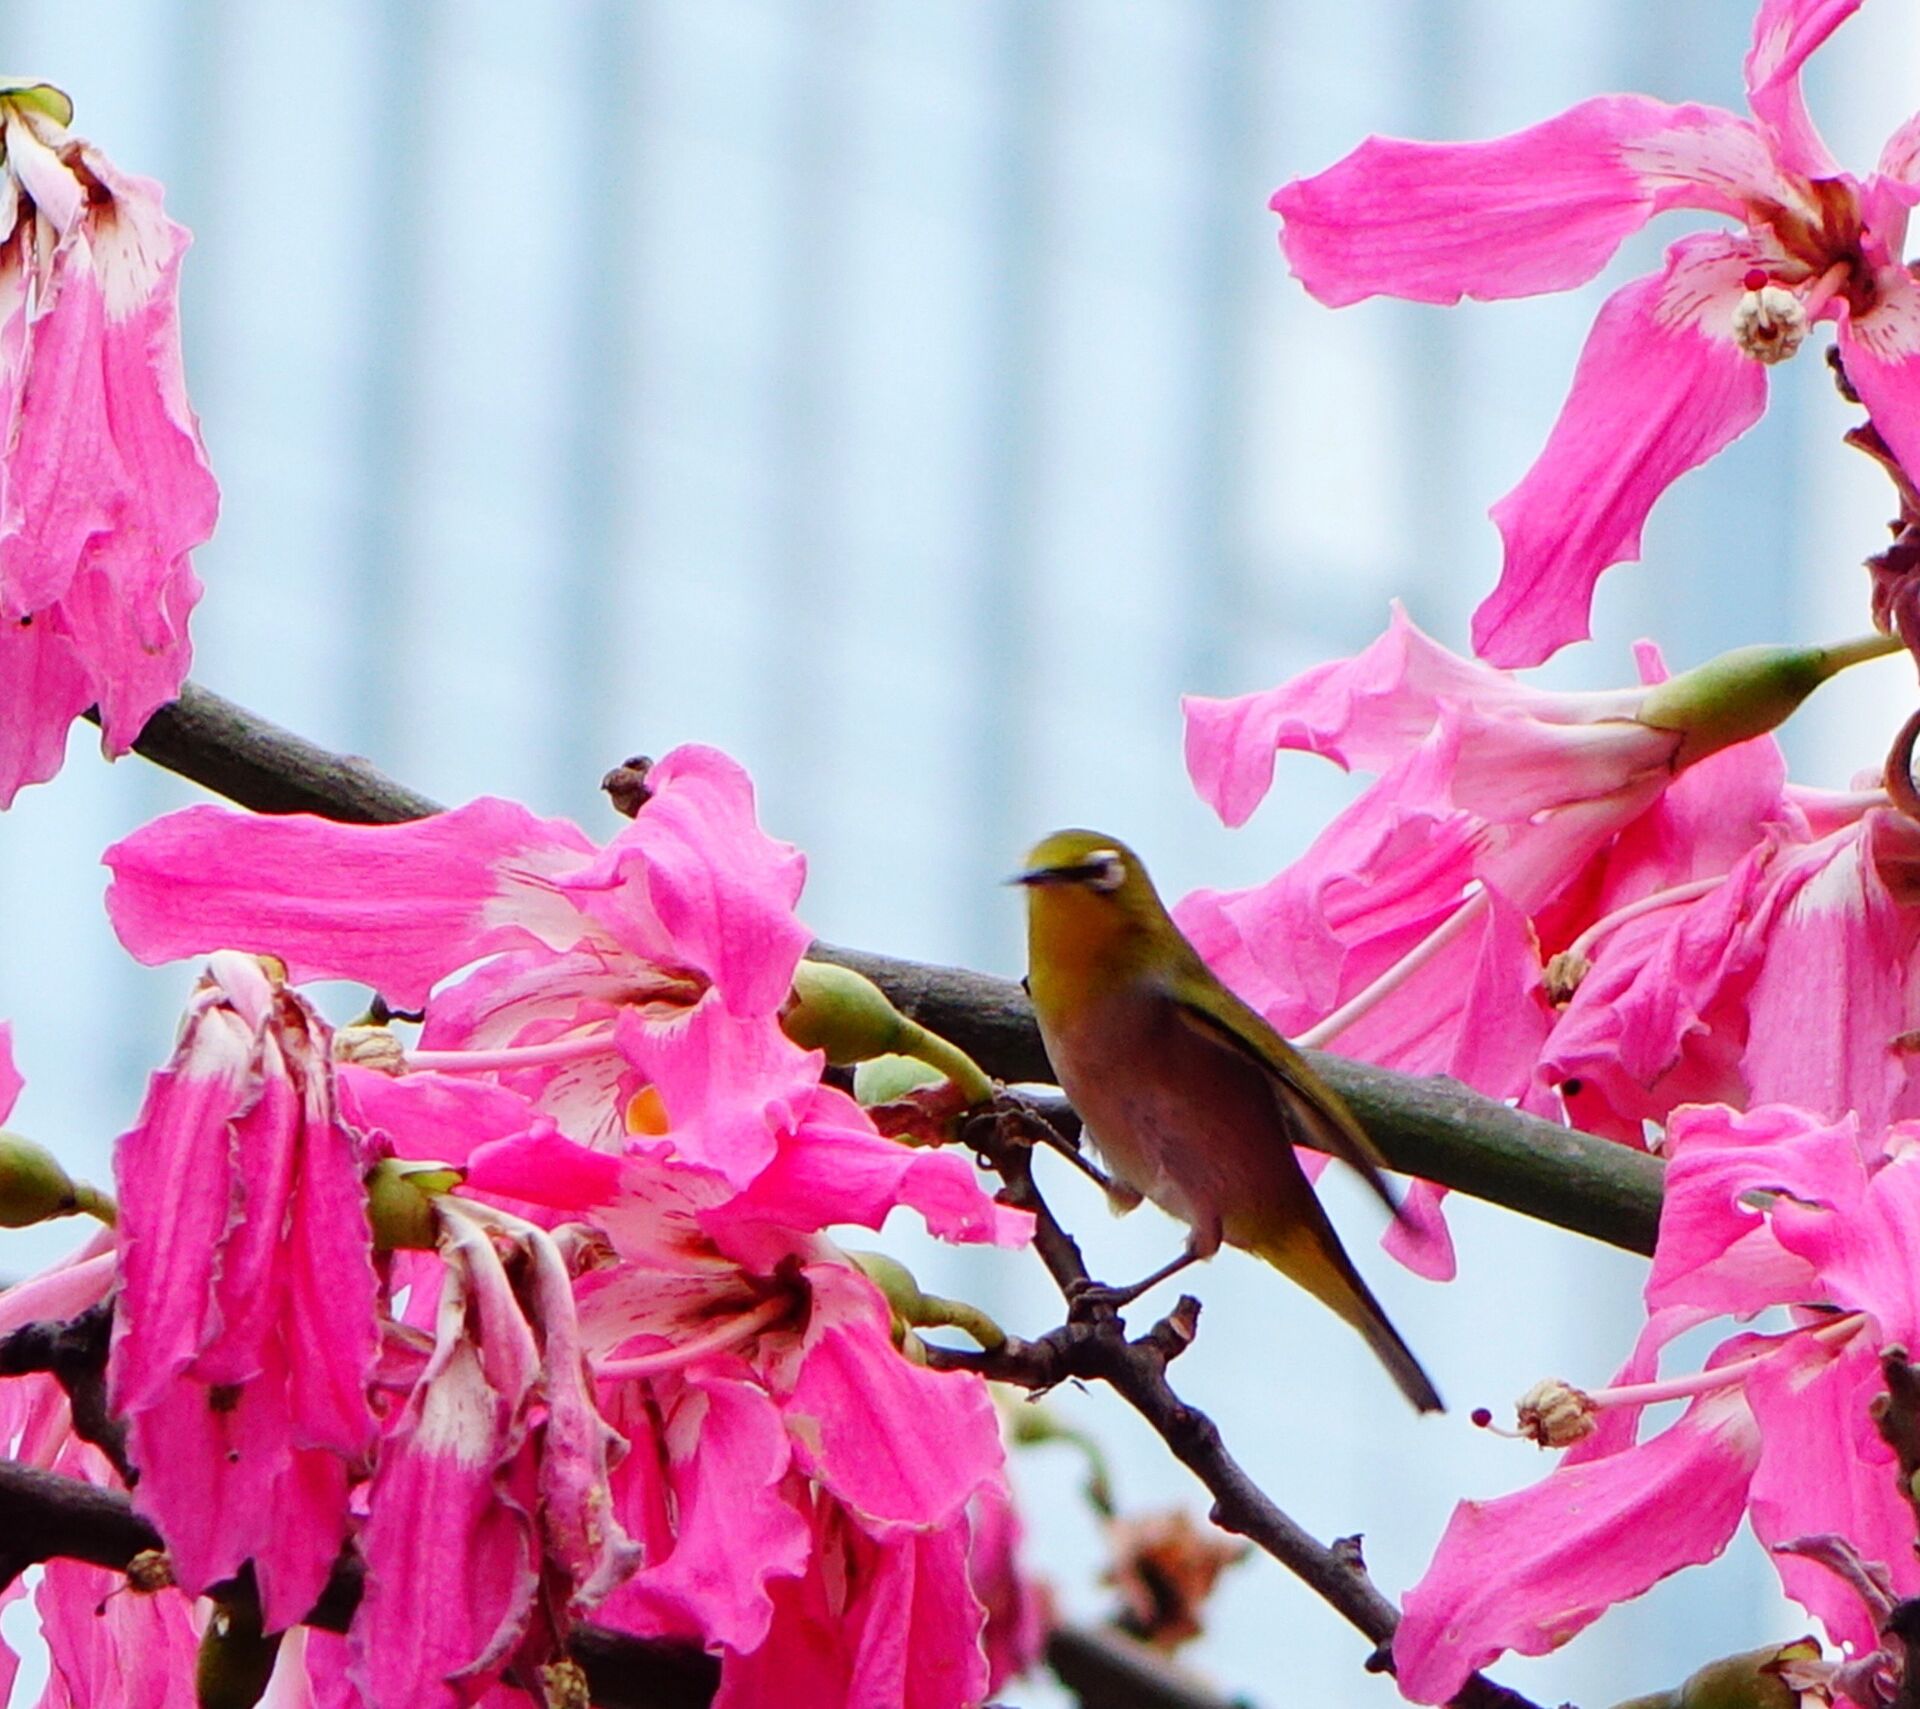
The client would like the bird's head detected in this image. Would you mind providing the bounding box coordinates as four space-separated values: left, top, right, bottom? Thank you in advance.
1014 829 1166 934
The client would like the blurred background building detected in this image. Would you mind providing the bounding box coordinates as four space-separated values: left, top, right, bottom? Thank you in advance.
3 2 1917 1702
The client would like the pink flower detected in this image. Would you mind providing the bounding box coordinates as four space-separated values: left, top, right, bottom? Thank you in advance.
1395 1104 1920 1700
1539 791 1920 1141
1177 609 1806 1273
464 1112 1022 1699
1273 0 1920 665
0 82 218 804
107 951 380 1633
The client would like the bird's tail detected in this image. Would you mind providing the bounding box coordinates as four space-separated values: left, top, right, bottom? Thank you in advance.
1254 1219 1443 1414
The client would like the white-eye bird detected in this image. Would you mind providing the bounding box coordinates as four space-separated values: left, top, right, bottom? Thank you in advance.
1017 828 1442 1413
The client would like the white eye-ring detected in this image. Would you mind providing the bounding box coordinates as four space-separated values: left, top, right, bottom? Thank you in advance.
1087 850 1125 893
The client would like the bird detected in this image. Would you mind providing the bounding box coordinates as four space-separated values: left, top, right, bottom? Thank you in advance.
1016 828 1442 1413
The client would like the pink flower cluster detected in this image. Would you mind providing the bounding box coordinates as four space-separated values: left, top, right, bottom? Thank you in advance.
0 83 217 805
4 747 1041 1707
1181 610 1920 1690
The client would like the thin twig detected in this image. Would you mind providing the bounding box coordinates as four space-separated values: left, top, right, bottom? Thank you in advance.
113 682 1665 1256
946 1107 1548 1709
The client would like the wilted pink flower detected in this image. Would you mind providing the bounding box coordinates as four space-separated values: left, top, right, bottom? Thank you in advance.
1177 608 1810 1273
1274 0 1920 665
1396 1104 1920 1700
0 81 218 804
108 950 379 1633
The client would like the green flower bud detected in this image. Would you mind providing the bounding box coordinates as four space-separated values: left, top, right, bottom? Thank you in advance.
783 960 993 1106
365 1157 462 1252
1638 633 1902 767
853 1053 946 1106
0 1130 79 1227
845 1249 1006 1352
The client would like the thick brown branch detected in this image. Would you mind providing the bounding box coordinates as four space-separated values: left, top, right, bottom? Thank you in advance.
120 683 1664 1256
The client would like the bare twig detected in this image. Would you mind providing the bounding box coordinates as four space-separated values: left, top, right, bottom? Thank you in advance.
943 1106 1548 1709
0 1302 130 1482
114 683 1665 1257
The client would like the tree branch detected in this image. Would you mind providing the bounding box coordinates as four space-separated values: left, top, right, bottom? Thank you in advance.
115 684 1664 1257
935 1106 1548 1709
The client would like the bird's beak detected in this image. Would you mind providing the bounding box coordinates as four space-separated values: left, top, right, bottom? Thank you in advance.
1009 865 1064 887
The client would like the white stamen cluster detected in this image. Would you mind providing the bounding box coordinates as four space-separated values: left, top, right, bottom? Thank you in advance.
1732 284 1806 364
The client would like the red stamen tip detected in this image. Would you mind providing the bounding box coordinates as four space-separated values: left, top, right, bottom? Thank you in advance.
1470 1407 1493 1429
1743 267 1770 292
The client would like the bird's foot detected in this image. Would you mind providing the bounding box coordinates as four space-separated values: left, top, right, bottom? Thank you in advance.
1064 1276 1138 1321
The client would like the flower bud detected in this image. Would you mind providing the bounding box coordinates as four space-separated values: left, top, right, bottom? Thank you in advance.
782 961 911 1064
365 1157 462 1252
846 1248 1006 1351
0 1130 79 1226
1674 1641 1818 1709
1637 635 1901 768
853 1053 946 1106
784 960 994 1105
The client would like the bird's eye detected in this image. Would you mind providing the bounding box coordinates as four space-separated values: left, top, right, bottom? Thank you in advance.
1087 851 1125 893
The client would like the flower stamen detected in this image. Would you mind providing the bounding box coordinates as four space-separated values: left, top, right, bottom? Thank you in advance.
1297 886 1489 1049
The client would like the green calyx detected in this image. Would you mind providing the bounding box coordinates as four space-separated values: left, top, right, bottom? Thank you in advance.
1607 1639 1823 1709
782 961 993 1106
1637 632 1902 767
0 79 73 128
0 1131 114 1228
365 1157 463 1251
846 1248 1006 1354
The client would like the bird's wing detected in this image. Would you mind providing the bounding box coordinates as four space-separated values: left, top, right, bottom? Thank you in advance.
1167 989 1403 1220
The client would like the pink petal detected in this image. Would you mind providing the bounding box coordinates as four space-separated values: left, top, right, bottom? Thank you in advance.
595 1372 810 1655
1274 97 1775 309
1745 1330 1920 1652
1769 1144 1920 1345
355 1222 541 1707
775 1262 1003 1535
561 745 812 1018
103 798 600 1009
729 1086 1031 1248
1744 0 1858 177
109 993 259 1412
523 1230 640 1610
612 1001 816 1188
0 611 92 806
1475 236 1770 666
1394 1388 1760 1702
1739 819 1910 1132
0 119 217 620
35 1559 202 1709
1838 277 1920 494
0 1019 20 1122
341 1066 551 1168
1646 1103 1858 1321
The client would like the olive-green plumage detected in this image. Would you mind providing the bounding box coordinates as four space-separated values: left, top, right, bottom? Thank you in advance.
1018 829 1442 1413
